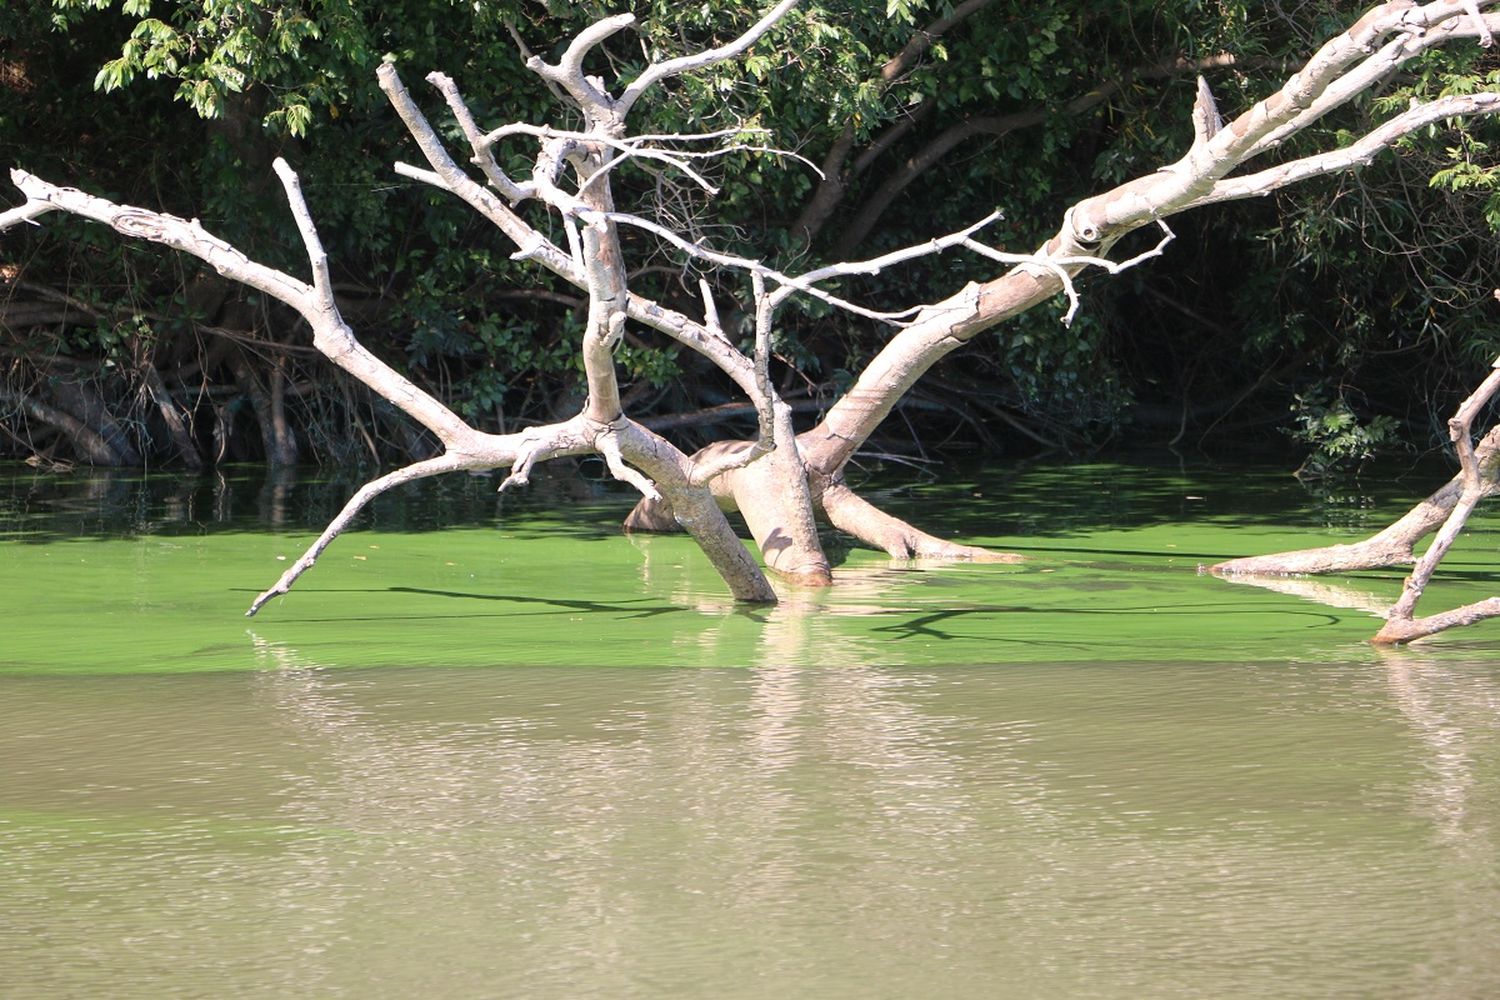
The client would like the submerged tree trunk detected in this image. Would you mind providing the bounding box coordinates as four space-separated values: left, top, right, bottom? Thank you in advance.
1212 429 1500 575
1215 362 1500 644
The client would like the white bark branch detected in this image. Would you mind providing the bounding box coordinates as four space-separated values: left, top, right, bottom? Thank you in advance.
1080 1 1500 237
1236 13 1500 159
381 65 775 406
802 1 1500 478
962 218 1176 325
246 453 473 617
1374 359 1500 642
595 420 664 501
270 159 334 309
525 13 635 113
688 273 778 486
482 123 721 194
699 278 724 335
1463 0 1495 46
1191 92 1500 208
10 169 312 308
582 208 923 322
595 209 1014 325
0 198 54 231
497 416 591 492
768 210 1004 310
379 64 583 284
617 0 802 116
424 71 536 202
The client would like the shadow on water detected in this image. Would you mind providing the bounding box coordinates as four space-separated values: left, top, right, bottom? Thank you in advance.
869 602 1347 643
258 586 690 624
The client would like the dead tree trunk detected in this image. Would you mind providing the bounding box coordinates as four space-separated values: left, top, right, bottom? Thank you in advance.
138 360 205 470
1215 358 1500 644
7 1 1500 615
1367 360 1500 644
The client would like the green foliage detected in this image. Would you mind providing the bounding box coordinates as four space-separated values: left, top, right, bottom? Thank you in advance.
1288 389 1402 478
56 0 371 136
8 0 1500 464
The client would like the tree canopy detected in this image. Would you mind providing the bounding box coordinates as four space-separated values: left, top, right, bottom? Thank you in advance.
3 0 1499 471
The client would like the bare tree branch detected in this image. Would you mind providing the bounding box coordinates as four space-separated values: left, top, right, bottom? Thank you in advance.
16 1 1500 625
425 72 536 202
801 0 1500 481
617 0 801 116
0 198 53 231
833 53 1244 256
1192 92 1500 208
525 13 636 114
590 207 1005 324
1373 357 1500 643
246 453 472 617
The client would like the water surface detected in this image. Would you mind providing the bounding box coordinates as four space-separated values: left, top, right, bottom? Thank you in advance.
2 460 1498 998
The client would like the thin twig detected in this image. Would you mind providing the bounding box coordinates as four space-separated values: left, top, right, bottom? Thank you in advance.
618 0 802 116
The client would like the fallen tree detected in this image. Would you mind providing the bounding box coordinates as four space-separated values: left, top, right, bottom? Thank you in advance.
7 0 1500 623
1216 350 1500 644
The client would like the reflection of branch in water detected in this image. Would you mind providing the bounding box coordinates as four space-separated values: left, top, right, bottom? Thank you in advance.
1213 572 1393 619
1367 648 1500 992
236 621 1053 984
1372 637 1500 991
1378 647 1476 842
246 629 326 671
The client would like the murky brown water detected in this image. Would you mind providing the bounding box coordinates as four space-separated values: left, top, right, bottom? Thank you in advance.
5 657 1500 999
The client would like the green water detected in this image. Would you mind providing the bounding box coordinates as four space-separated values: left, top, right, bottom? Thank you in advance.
3 460 1499 998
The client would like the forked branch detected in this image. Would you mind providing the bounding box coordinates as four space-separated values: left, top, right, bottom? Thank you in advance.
1373 358 1500 644
617 0 801 116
